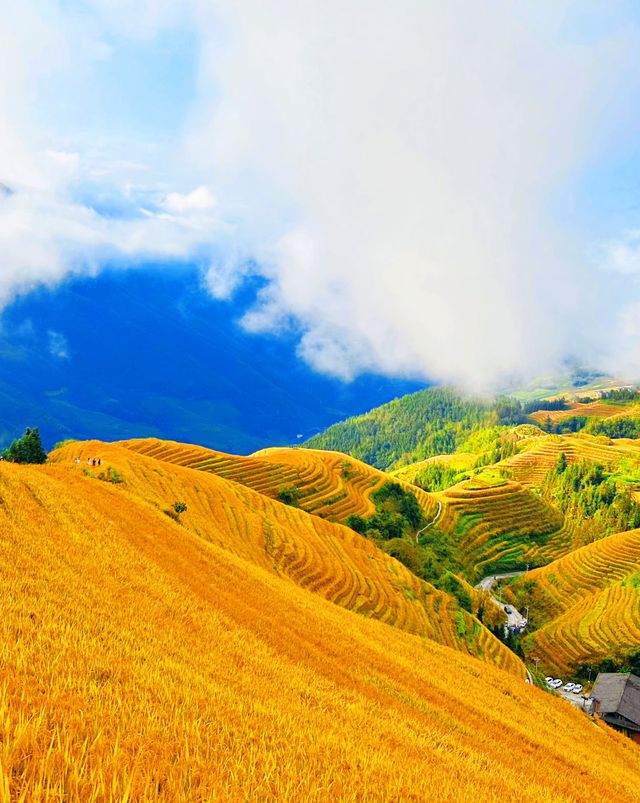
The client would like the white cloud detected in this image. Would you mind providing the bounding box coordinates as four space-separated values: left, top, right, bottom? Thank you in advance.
2 1 640 390
47 330 70 360
186 1 640 389
46 150 80 167
0 181 223 306
0 2 222 301
164 185 215 213
606 231 640 275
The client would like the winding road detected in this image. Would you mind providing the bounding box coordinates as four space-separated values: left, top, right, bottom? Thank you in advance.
476 571 525 593
475 571 527 629
416 501 442 544
475 571 533 683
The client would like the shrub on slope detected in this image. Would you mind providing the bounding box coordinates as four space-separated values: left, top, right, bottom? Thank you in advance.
1 426 47 463
1 459 640 801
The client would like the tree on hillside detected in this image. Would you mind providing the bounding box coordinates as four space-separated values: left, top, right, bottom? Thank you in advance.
556 452 567 473
495 397 524 425
2 427 48 464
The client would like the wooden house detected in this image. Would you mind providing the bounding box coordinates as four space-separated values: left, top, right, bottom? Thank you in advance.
591 672 640 744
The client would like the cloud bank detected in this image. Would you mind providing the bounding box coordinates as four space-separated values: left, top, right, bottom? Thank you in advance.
0 2 222 306
193 1 640 388
2 1 640 389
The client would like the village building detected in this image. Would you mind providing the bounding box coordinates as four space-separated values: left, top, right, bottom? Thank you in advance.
591 672 640 744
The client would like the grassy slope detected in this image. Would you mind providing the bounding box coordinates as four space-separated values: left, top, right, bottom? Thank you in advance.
496 431 640 484
2 458 640 801
117 437 439 523
505 374 629 402
51 441 513 671
527 400 639 425
301 388 640 678
513 529 640 674
380 432 574 577
390 452 478 484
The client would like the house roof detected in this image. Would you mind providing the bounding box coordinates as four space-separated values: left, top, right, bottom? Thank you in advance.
592 673 640 728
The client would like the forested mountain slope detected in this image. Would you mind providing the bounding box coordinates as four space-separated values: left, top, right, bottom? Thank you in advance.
304 387 500 469
0 268 421 453
305 383 640 471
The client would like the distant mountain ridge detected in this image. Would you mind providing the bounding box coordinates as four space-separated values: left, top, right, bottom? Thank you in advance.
304 381 640 470
304 387 502 469
0 267 422 452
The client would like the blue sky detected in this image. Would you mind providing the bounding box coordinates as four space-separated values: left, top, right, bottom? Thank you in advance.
54 29 197 142
2 1 640 390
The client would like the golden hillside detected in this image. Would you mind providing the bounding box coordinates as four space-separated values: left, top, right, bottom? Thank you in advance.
528 400 640 426
118 437 439 522
500 433 640 486
51 441 515 670
514 529 640 674
2 452 640 801
389 452 477 484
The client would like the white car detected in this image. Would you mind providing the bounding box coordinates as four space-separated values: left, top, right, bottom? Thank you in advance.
553 679 564 689
563 683 575 692
545 676 554 684
572 684 583 694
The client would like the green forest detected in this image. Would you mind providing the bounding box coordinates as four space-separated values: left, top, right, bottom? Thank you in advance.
541 453 640 537
304 388 523 470
305 385 640 470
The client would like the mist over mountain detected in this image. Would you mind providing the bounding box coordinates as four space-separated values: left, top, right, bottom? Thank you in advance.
3 4 640 390
0 268 422 451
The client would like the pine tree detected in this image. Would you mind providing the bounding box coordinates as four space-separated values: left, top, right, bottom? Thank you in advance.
2 427 47 464
556 451 567 473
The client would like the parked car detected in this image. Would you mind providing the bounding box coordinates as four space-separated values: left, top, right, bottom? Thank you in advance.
552 679 563 689
563 683 575 692
545 676 554 684
572 684 583 694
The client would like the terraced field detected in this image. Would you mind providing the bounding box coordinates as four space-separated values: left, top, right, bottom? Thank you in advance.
500 434 640 486
437 479 567 578
390 452 477 485
519 528 640 617
528 401 629 425
526 584 640 675
118 438 438 522
513 529 640 673
3 454 640 801
254 445 439 520
51 440 513 672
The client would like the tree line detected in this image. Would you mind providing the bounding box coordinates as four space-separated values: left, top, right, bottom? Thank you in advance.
305 388 531 470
